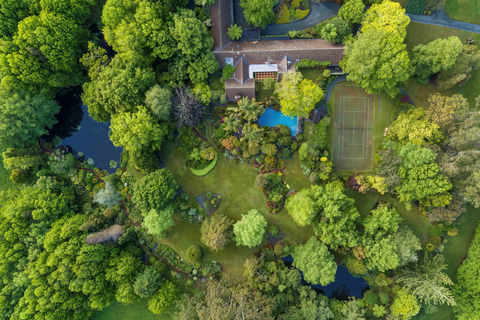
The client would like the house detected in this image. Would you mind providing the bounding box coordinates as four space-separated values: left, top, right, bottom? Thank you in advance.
211 0 345 101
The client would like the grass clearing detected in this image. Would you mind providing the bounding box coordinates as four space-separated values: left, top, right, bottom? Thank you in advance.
444 0 480 25
91 300 171 320
404 22 480 108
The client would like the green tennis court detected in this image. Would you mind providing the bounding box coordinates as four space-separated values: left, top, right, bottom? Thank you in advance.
333 84 376 171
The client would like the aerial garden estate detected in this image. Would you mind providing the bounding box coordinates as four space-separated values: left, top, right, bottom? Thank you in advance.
1 0 480 319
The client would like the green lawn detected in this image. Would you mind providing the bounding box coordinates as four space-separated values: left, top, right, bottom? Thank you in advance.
91 300 171 320
159 142 314 282
404 22 480 109
444 0 480 25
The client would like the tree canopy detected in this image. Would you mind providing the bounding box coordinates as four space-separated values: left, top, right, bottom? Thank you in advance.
240 0 275 29
132 169 178 213
233 209 267 248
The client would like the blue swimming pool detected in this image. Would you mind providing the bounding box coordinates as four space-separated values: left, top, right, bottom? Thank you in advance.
259 108 298 135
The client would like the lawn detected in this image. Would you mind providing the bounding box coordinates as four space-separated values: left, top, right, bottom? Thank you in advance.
159 141 314 282
444 0 480 25
404 22 480 108
91 300 171 320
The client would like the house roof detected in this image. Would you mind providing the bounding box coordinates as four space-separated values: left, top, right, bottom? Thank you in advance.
213 39 344 68
210 0 232 51
233 57 250 84
225 78 255 101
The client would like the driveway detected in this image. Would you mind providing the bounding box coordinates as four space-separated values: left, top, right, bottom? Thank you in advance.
407 9 480 34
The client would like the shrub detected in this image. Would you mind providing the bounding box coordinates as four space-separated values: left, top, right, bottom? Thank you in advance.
296 134 303 141
302 0 310 9
277 4 290 24
248 142 260 155
220 94 227 104
295 9 310 20
279 136 291 146
263 77 276 90
9 169 28 183
296 59 331 69
186 245 202 263
269 225 280 237
221 65 236 81
264 144 278 157
255 174 271 191
323 69 331 78
309 171 319 184
274 243 284 255
291 0 301 8
278 125 291 137
405 0 427 14
222 136 235 150
282 148 292 159
329 17 351 43
290 141 298 150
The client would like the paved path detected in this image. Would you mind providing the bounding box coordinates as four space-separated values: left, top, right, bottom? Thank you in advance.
407 9 480 34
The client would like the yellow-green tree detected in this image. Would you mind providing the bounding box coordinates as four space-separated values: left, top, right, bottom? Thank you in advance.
275 71 323 118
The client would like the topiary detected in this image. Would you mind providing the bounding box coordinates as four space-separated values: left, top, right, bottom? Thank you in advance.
186 245 202 263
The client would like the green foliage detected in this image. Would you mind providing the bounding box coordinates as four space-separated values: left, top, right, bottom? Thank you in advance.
201 213 234 251
396 253 456 306
411 36 463 83
437 44 480 90
82 56 156 122
405 0 427 14
292 237 337 285
221 65 236 81
0 91 60 150
148 281 179 314
132 169 178 213
275 71 323 118
426 93 468 130
94 182 122 208
394 226 422 266
285 189 317 226
142 207 175 235
321 23 337 43
346 258 368 275
455 224 480 318
338 0 365 25
295 59 331 69
240 0 275 28
263 77 276 90
390 288 420 319
227 24 243 40
233 209 267 248
362 0 410 38
186 245 202 263
133 267 163 299
144 85 173 121
192 83 212 106
363 205 402 239
329 17 352 43
237 97 265 122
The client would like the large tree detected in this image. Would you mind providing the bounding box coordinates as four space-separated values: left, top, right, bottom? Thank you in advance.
275 71 323 118
240 0 275 29
233 209 267 248
142 207 175 235
425 93 469 130
340 28 412 97
361 0 410 38
200 213 234 251
0 90 60 150
338 0 365 26
285 189 317 226
291 237 337 285
172 87 205 129
144 85 173 121
132 169 178 213
437 44 480 90
411 36 463 84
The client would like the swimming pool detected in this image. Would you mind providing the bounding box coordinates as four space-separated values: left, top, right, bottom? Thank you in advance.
259 107 298 135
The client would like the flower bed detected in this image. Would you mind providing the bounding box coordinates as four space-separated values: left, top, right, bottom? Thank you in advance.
255 172 290 214
174 193 205 223
275 0 310 24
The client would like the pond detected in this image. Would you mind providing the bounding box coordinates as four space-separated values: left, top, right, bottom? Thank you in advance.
259 107 298 135
282 255 370 300
48 90 122 173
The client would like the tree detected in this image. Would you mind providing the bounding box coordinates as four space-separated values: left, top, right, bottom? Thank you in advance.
195 0 218 5
233 209 267 248
148 281 180 314
227 24 242 40
425 93 468 130
411 36 463 84
285 189 317 226
329 17 352 43
132 169 178 213
172 293 199 320
82 56 156 122
172 87 205 129
386 107 443 145
363 205 402 239
341 299 366 320
340 28 412 97
240 0 275 29
133 267 163 299
283 294 334 319
437 44 480 90
0 90 60 150
363 236 400 272
142 207 175 235
109 105 170 155
237 97 265 121
171 9 214 57
361 0 410 39
275 71 323 118
292 237 337 285
396 253 455 306
192 83 212 105
144 85 173 121
321 23 337 43
223 114 241 133
94 182 122 208
390 288 420 319
200 213 234 251
338 0 365 26
454 224 480 319
393 226 422 266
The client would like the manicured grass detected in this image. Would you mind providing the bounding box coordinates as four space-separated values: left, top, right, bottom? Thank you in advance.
189 154 218 176
159 142 314 281
444 0 480 25
404 22 480 108
91 300 171 320
209 75 223 91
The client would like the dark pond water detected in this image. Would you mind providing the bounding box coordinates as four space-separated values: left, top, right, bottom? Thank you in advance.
282 255 370 300
49 90 122 173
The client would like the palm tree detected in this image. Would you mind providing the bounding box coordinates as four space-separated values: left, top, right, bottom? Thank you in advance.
321 23 337 43
227 24 243 41
241 123 263 142
237 98 265 122
223 114 241 133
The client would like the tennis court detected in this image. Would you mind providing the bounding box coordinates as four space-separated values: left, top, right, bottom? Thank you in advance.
333 84 376 171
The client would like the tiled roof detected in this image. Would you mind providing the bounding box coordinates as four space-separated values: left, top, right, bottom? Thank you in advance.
233 57 250 84
210 0 232 51
225 78 255 101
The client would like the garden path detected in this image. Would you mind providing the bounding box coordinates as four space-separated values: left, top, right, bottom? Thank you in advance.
407 9 480 34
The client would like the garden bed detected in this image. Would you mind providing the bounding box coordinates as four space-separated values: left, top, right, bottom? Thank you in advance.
275 0 311 24
198 192 222 216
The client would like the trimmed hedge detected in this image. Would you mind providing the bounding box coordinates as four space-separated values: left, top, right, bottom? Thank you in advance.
190 153 218 176
296 58 331 69
186 245 202 263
